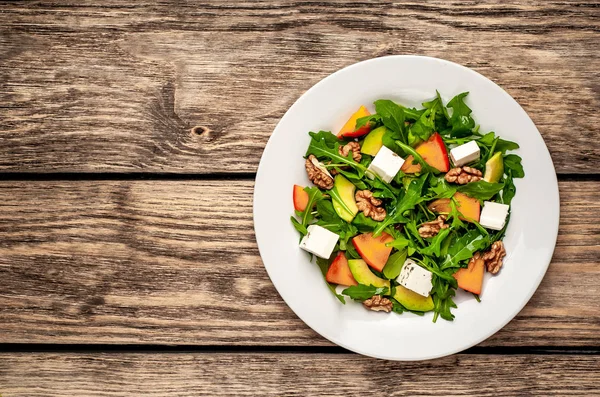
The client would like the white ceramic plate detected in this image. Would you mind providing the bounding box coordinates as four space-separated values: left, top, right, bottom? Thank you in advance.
253 55 559 361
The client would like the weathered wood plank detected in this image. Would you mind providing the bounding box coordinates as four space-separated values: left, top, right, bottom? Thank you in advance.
0 180 597 346
1 352 599 396
0 1 598 173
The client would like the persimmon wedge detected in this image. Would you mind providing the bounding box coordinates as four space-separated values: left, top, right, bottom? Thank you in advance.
337 106 371 138
453 256 485 295
326 252 358 286
293 185 310 212
352 232 394 272
428 192 481 223
401 132 450 173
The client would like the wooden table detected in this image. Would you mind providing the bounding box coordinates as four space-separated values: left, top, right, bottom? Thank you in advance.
1 1 599 395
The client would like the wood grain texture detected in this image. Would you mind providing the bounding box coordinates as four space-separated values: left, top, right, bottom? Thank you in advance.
1 353 599 396
0 1 598 173
0 180 598 346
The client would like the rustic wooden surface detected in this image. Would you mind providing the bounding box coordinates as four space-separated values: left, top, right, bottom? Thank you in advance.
1 0 599 395
0 180 598 347
0 0 599 174
1 353 600 396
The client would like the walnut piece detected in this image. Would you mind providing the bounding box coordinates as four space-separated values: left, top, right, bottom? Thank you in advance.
355 190 387 221
418 215 449 238
363 295 393 313
482 240 506 274
445 166 483 184
305 154 334 190
338 141 362 162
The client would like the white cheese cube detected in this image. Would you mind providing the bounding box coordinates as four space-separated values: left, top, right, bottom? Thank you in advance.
366 146 405 183
450 140 480 167
299 225 339 259
480 201 510 231
396 259 433 297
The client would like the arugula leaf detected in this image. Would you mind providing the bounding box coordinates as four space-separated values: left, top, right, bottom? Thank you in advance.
316 257 346 304
428 178 457 199
457 181 504 201
374 100 407 144
418 227 451 257
504 154 525 178
448 199 466 229
290 216 308 236
495 138 520 152
478 131 519 152
447 92 475 137
405 220 425 247
408 109 435 145
423 91 449 133
383 249 408 279
352 212 381 232
342 284 389 301
441 229 490 270
502 171 517 205
306 131 367 173
432 275 457 322
355 114 383 130
373 174 429 236
300 187 324 227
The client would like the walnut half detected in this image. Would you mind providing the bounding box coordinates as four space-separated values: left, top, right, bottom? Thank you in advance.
355 190 387 221
418 215 449 238
445 166 482 184
482 240 506 274
363 295 393 313
305 155 334 190
338 141 362 162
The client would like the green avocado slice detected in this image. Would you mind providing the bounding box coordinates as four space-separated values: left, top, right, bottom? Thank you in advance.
347 259 390 289
393 285 434 312
331 174 358 222
361 126 387 156
484 152 504 183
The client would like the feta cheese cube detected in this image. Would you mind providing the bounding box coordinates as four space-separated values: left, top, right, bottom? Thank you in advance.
450 140 480 167
396 259 433 297
366 146 405 183
299 225 339 259
480 201 510 231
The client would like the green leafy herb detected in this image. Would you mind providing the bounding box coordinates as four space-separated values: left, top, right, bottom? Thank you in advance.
441 229 490 270
342 284 389 301
374 100 407 144
502 171 517 205
373 174 429 236
306 131 367 173
383 249 408 279
447 92 475 137
457 181 504 201
300 186 325 227
290 216 308 236
418 227 451 257
355 114 383 130
503 154 525 178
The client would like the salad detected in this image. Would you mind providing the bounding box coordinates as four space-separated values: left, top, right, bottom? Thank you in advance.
290 92 524 322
